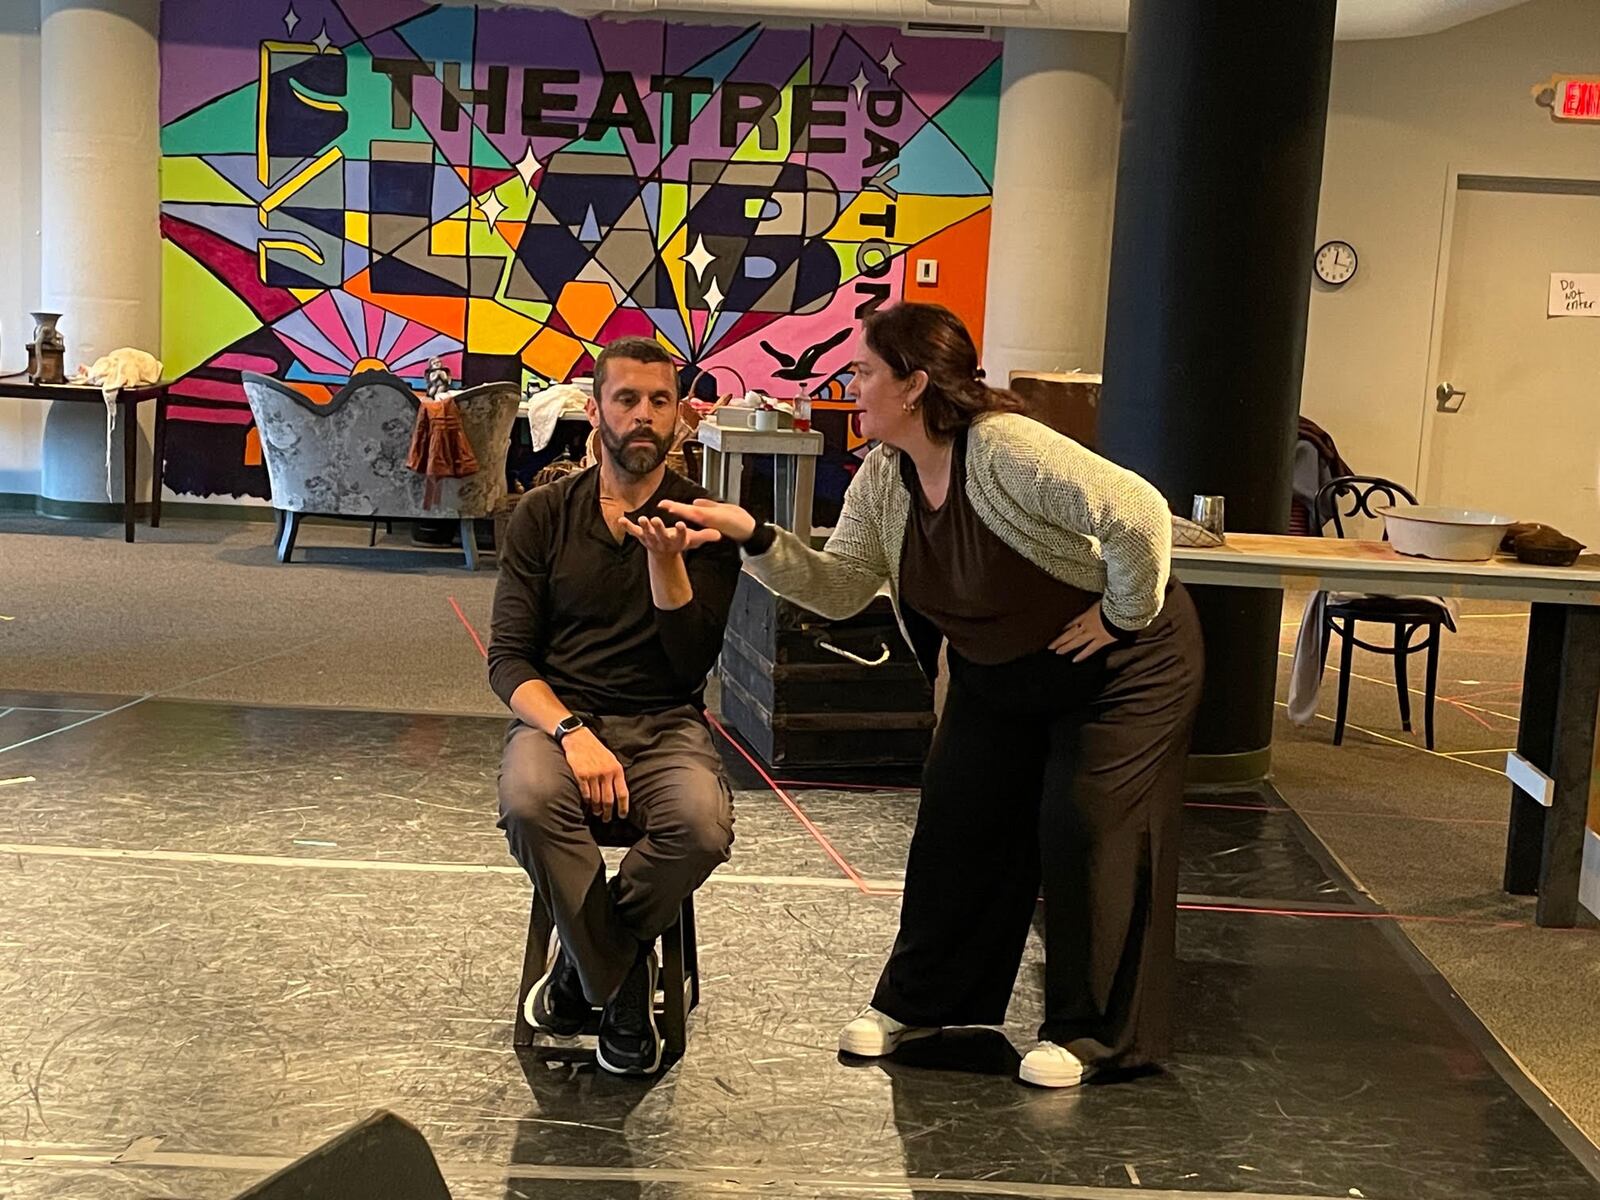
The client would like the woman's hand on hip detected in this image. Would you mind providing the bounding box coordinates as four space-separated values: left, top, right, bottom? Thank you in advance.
1050 605 1119 662
656 497 758 544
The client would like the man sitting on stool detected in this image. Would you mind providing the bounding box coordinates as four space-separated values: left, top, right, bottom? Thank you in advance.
490 337 741 1075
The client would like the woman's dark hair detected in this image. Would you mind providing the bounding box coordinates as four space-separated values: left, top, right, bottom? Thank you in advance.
861 302 1021 440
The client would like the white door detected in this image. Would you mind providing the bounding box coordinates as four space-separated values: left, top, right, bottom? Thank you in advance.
1423 177 1600 549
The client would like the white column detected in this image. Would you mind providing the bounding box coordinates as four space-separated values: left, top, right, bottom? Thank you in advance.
0 7 44 494
39 0 160 506
982 29 1122 385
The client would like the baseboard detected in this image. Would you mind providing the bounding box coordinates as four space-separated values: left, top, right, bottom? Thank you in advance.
0 493 486 528
1185 746 1274 788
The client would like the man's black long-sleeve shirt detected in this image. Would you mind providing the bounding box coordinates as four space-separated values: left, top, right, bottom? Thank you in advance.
488 466 742 717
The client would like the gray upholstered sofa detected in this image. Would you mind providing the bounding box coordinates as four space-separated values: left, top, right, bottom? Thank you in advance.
242 370 520 568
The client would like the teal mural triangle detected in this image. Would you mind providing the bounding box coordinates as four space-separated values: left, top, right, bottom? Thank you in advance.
663 26 762 156
894 120 989 198
335 43 433 155
394 3 478 73
932 58 1001 188
686 25 762 94
162 83 260 156
565 127 629 156
471 125 513 169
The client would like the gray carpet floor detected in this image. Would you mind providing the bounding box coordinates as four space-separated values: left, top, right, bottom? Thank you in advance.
4 512 1599 1143
0 515 503 715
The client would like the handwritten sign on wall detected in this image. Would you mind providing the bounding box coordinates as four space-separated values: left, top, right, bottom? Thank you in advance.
1549 274 1600 317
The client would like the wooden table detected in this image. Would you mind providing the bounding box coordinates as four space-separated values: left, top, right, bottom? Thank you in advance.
1173 533 1600 926
696 422 823 544
0 379 170 543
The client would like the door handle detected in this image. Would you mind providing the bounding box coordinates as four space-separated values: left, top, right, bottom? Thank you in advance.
1436 382 1468 413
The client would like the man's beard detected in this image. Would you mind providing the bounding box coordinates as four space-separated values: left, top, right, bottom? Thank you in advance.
599 421 671 477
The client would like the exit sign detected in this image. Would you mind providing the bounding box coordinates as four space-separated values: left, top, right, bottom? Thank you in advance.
1533 74 1600 122
1560 80 1600 119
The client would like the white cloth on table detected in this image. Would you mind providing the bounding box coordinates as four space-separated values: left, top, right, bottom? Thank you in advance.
1286 589 1460 725
72 348 163 502
524 383 584 451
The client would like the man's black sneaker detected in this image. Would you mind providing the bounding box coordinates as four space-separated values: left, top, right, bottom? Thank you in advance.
524 931 590 1036
596 946 662 1075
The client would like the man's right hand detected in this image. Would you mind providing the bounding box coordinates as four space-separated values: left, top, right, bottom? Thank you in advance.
560 727 630 821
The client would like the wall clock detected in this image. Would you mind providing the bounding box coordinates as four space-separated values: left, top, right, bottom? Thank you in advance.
1315 240 1358 286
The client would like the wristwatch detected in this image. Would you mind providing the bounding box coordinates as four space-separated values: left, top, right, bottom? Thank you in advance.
552 714 586 746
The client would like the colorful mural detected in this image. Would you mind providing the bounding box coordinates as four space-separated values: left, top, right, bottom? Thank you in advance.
159 2 1000 499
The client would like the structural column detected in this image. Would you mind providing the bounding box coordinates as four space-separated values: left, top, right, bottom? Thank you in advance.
1098 0 1336 782
982 29 1122 385
39 0 161 507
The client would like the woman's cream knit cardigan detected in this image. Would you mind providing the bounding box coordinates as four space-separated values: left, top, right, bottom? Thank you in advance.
743 412 1173 653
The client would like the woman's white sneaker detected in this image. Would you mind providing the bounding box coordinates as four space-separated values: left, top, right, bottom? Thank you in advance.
838 1007 938 1057
1019 1041 1092 1088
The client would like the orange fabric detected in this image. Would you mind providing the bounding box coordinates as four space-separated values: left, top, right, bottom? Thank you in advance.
407 396 480 509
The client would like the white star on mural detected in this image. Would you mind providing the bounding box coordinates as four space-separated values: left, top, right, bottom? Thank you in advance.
478 190 506 229
283 3 299 36
516 142 543 190
703 278 725 313
684 236 717 281
880 46 902 80
312 22 332 53
851 68 869 105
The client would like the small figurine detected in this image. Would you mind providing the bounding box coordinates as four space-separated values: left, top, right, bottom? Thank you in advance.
425 356 451 398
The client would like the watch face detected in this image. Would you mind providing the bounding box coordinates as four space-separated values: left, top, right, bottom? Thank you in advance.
1315 241 1357 285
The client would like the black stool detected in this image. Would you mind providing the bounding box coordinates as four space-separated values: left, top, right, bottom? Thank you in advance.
513 826 700 1057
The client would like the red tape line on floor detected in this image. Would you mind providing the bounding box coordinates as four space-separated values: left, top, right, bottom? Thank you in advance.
449 596 488 660
705 711 897 897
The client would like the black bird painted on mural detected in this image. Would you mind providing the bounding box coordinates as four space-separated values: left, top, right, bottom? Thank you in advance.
760 328 851 382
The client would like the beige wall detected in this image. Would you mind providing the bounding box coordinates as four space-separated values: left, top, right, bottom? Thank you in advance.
1304 0 1600 489
0 10 43 494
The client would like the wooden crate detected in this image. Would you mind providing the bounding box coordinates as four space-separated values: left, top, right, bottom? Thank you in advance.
717 571 935 768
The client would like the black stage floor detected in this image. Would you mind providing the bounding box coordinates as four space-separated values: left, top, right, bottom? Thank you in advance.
0 694 1596 1199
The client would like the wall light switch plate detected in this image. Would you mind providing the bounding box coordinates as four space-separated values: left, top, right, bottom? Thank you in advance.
916 259 938 285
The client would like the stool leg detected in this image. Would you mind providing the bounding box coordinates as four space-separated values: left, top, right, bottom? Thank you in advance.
660 915 688 1058
682 892 700 1010
515 891 554 1049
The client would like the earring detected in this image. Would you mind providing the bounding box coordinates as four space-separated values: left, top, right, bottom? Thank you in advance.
902 401 917 414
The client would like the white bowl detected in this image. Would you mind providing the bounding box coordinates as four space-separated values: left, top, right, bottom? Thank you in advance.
1374 505 1518 561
